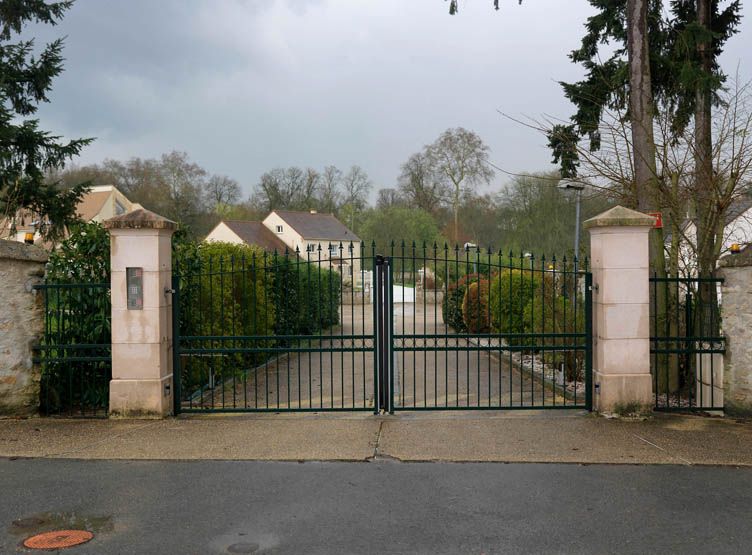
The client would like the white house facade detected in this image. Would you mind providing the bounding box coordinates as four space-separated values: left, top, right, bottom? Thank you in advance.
206 210 364 287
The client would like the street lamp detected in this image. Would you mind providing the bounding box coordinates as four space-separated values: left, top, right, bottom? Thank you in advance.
558 178 586 261
464 242 478 273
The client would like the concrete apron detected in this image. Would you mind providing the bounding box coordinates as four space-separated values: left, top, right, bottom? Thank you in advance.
0 411 750 466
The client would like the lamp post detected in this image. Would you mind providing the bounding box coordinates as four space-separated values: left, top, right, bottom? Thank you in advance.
464 242 478 273
558 178 586 261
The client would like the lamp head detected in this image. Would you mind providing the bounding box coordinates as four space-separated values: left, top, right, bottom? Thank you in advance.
558 178 585 191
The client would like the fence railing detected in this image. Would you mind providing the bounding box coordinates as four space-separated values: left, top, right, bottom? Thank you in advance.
33 282 112 417
650 275 725 411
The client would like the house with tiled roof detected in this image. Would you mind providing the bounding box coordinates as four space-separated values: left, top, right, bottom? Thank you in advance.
1 185 137 245
205 209 363 286
204 220 288 253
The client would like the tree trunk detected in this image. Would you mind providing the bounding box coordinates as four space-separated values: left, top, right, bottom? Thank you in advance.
453 188 460 245
627 0 657 212
627 0 672 393
693 0 719 394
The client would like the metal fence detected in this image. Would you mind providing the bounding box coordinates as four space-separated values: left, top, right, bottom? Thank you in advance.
173 244 376 413
650 275 725 411
172 242 593 414
384 245 592 411
33 282 112 417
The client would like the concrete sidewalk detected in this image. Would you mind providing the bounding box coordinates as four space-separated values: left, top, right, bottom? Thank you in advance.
0 411 750 466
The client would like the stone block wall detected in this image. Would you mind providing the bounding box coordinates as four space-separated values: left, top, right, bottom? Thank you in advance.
719 249 752 416
0 240 48 416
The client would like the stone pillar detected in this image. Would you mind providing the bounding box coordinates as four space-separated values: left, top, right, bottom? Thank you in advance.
104 209 176 418
718 247 752 416
0 240 48 415
584 206 656 414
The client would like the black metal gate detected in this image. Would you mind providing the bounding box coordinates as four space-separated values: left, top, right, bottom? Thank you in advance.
173 243 592 414
373 246 592 413
173 244 378 413
650 275 725 411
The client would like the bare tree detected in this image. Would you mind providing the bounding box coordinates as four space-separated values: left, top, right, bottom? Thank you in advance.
158 151 207 225
398 151 448 213
301 168 321 210
341 165 372 209
340 165 372 231
426 127 494 244
205 175 241 215
376 188 404 209
319 165 342 213
253 167 306 211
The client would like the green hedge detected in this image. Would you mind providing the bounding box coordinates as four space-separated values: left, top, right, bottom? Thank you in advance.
522 274 585 381
489 269 543 340
461 279 491 333
177 242 342 341
270 255 341 342
442 273 482 332
40 222 112 414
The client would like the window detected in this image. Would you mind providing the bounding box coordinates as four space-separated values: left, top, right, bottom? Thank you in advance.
329 245 339 257
276 225 283 234
307 243 317 253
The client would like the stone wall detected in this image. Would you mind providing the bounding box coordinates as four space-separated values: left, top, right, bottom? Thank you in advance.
0 240 48 416
719 248 752 416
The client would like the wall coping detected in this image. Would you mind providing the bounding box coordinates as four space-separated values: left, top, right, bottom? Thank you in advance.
583 205 656 230
104 208 177 231
719 244 752 268
0 239 48 263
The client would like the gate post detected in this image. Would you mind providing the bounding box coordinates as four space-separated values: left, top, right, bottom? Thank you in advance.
584 206 655 414
374 255 393 414
104 209 176 418
718 246 752 416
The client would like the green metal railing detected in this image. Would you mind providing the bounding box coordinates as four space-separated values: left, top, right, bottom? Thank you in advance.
173 243 377 413
172 242 592 414
650 275 725 411
33 282 112 417
386 244 591 411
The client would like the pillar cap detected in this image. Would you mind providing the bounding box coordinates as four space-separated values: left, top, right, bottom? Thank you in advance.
104 208 177 231
719 244 752 268
583 205 656 230
0 239 48 262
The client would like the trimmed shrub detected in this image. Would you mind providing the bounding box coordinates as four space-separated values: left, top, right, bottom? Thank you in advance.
182 242 341 342
271 255 341 341
461 279 491 333
522 273 585 381
442 273 481 332
489 269 543 339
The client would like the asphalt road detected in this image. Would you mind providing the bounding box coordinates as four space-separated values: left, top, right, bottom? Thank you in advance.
2 458 751 554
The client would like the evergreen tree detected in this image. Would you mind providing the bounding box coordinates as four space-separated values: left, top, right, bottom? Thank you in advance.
0 0 92 240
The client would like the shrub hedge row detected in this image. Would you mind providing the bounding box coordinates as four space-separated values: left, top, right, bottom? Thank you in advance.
442 269 586 380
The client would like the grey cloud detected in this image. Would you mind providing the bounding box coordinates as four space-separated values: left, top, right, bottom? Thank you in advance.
25 0 752 197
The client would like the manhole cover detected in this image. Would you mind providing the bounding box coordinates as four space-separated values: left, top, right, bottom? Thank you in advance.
23 530 94 550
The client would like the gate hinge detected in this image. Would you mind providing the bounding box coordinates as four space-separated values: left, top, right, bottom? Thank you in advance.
164 287 175 296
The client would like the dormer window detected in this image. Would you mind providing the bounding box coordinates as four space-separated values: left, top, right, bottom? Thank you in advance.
276 225 283 234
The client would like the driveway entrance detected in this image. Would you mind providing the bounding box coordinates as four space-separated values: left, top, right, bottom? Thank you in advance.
173 245 592 413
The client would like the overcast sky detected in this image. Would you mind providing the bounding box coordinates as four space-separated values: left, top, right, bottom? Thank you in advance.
30 0 751 199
